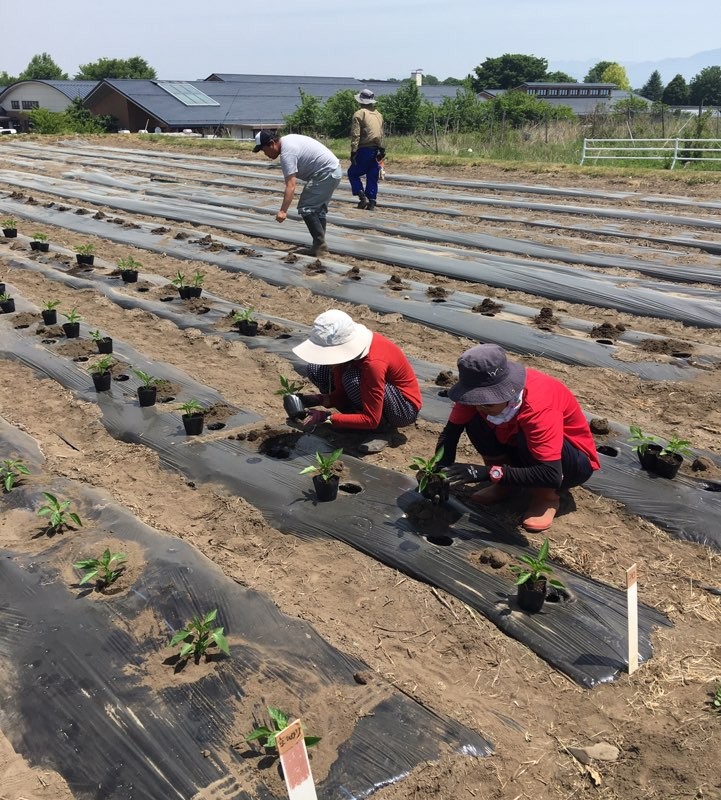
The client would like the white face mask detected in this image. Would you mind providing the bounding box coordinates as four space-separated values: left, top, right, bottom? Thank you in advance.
486 389 524 425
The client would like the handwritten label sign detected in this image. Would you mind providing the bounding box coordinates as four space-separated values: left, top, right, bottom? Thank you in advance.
626 564 639 675
277 719 317 800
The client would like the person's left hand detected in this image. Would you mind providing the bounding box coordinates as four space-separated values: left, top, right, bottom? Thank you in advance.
276 209 287 223
443 463 490 486
301 409 330 427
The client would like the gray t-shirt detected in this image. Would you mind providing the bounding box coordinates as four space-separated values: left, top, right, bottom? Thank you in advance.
279 134 340 182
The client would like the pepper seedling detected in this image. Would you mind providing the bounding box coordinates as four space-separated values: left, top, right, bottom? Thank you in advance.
299 448 343 482
74 548 127 588
169 608 230 661
132 369 159 387
245 706 321 754
1 458 30 492
275 375 305 396
36 492 83 534
408 446 446 494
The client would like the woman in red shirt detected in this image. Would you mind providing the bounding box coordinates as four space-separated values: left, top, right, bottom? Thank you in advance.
438 344 600 532
292 310 421 453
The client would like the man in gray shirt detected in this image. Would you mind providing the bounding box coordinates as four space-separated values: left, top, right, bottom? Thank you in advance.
254 130 342 256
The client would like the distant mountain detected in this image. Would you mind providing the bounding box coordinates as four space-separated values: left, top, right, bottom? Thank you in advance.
549 48 721 88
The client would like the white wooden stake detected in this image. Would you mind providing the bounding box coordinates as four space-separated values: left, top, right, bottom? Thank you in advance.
626 564 639 675
277 719 317 800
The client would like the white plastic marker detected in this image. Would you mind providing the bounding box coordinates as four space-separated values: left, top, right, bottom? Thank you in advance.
626 564 639 675
276 719 317 800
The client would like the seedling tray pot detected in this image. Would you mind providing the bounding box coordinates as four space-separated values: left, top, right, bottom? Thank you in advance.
0 299 15 314
238 320 258 336
2 228 17 238
96 337 113 354
283 393 307 421
41 309 57 325
177 286 191 299
30 241 49 252
637 443 662 471
75 254 95 266
62 322 80 339
654 453 683 479
92 371 112 392
187 287 203 298
313 474 339 502
182 412 204 435
517 578 547 613
137 386 157 407
120 270 139 283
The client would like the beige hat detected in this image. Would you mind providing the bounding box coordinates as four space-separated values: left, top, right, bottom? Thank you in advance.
293 310 373 365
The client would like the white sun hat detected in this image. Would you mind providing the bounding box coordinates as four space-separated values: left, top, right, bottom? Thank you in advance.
292 310 373 365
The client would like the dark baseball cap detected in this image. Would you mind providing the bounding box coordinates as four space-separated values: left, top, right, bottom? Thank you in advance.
448 344 526 405
253 130 277 152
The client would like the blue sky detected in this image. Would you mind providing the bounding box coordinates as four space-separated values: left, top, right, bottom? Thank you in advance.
5 0 720 82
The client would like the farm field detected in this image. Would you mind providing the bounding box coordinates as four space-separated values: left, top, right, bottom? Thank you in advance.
0 136 720 800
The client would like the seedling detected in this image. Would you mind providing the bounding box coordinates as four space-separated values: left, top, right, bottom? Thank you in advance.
408 446 446 494
245 706 321 753
42 299 60 311
169 608 230 661
0 292 11 302
713 684 721 711
88 355 113 375
133 369 159 387
1 458 30 492
179 398 205 415
510 538 565 589
2 217 17 229
118 256 141 270
62 307 81 323
232 307 255 323
191 270 204 287
36 492 82 534
74 243 95 255
32 232 48 243
170 270 187 288
299 448 343 482
628 425 659 455
73 548 127 588
275 375 305 396
661 434 693 459
89 329 104 342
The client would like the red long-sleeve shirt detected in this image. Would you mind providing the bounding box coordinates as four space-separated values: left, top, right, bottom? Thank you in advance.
327 333 421 430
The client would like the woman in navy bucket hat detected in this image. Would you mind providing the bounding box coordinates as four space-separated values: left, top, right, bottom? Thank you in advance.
436 344 600 532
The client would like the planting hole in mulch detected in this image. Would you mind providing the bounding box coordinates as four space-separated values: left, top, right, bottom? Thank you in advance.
472 298 503 314
159 296 175 302
339 482 363 495
41 339 57 345
73 356 89 363
305 260 326 275
704 482 721 492
671 351 692 359
160 396 175 403
386 275 408 291
596 339 615 346
154 380 181 402
113 374 130 382
203 402 235 425
345 266 362 281
431 298 447 303
589 322 625 340
438 389 449 397
546 585 576 604
14 324 29 330
207 422 226 431
257 431 303 459
404 498 462 530
534 307 559 327
426 535 454 547
137 287 150 293
597 445 619 457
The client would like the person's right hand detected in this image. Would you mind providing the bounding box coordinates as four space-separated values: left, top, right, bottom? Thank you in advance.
443 463 490 486
276 209 287 223
301 409 330 427
298 393 323 408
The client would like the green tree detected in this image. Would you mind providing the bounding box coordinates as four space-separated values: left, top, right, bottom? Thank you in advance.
283 88 322 134
28 108 71 134
0 70 17 85
377 81 424 134
662 73 689 105
441 77 465 86
75 56 156 80
613 96 649 114
66 97 116 133
436 87 486 132
544 70 577 83
640 70 664 101
320 89 357 137
600 63 631 90
18 53 68 81
471 53 549 91
422 74 440 85
485 90 574 127
689 65 721 106
584 61 615 83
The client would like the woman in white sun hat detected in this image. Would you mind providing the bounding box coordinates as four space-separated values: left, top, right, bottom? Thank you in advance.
291 309 421 452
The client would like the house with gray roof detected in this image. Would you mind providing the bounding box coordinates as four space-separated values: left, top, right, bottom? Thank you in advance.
0 80 98 130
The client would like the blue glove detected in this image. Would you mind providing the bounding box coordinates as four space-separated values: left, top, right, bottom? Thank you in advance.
444 463 490 486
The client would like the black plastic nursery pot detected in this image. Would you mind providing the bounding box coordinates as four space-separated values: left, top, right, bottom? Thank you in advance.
517 577 547 613
282 393 308 421
1 298 16 314
237 320 258 336
76 254 95 266
654 452 683 480
0 283 5 295
41 309 57 325
91 371 112 392
137 385 157 407
177 286 191 299
418 474 450 504
187 286 203 299
30 241 50 252
313 473 340 502
2 228 17 238
96 337 113 354
182 412 204 436
120 269 139 283
637 443 662 471
62 322 80 339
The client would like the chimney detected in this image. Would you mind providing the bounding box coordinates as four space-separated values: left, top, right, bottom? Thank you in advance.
412 69 423 87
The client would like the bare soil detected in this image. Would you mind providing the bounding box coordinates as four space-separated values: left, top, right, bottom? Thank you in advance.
0 136 720 800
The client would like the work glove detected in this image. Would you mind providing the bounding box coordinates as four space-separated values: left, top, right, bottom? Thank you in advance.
298 393 324 408
376 147 386 161
350 151 357 165
443 463 491 486
301 408 330 427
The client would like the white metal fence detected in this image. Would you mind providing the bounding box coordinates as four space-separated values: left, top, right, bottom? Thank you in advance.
580 138 721 169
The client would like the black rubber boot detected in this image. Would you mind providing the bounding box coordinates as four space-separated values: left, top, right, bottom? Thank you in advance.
367 198 377 210
303 214 328 256
356 191 369 210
